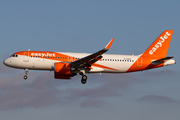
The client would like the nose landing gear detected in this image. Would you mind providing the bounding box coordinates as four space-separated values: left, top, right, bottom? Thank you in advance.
23 75 28 79
23 69 28 80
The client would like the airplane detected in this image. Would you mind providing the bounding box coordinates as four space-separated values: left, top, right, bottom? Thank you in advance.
3 30 176 84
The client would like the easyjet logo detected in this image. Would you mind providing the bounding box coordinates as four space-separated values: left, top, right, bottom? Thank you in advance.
31 53 55 57
149 32 171 55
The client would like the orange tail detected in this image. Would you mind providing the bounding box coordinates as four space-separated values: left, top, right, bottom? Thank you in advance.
142 30 173 58
127 30 174 72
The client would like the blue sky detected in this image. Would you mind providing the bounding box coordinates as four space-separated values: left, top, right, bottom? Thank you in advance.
0 0 180 120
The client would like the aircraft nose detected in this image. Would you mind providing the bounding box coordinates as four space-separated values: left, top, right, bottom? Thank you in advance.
3 58 12 67
3 59 8 66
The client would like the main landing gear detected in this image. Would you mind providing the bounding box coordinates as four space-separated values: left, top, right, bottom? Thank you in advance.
81 75 87 84
23 69 28 80
80 70 87 84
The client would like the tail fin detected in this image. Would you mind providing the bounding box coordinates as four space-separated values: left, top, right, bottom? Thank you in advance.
142 30 173 58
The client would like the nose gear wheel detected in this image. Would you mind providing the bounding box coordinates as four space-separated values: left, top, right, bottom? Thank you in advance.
23 69 28 80
23 75 28 80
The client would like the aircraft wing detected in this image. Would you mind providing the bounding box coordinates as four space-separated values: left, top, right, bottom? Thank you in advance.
71 38 114 70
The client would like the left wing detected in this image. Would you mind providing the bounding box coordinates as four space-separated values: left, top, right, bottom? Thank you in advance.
71 38 114 70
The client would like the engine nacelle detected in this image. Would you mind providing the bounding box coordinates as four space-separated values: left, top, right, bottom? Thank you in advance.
54 62 71 79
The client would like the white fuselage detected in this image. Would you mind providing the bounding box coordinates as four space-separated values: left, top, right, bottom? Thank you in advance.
4 52 139 73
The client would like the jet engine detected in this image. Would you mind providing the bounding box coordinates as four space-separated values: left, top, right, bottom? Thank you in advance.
54 62 72 79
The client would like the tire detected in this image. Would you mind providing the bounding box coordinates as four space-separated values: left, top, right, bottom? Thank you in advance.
81 79 86 84
82 75 87 80
23 75 28 80
81 75 87 84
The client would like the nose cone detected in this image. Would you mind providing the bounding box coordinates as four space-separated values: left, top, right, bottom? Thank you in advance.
3 59 8 66
3 58 13 67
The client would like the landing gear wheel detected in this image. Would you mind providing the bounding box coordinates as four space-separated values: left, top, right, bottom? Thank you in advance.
23 75 28 80
23 69 28 80
81 75 87 84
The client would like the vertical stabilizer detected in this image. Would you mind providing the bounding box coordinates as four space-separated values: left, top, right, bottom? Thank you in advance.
142 30 173 58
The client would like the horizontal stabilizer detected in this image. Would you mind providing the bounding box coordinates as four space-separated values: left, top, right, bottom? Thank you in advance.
151 56 174 65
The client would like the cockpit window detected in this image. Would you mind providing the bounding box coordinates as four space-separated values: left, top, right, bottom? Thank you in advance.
10 54 18 57
10 54 15 57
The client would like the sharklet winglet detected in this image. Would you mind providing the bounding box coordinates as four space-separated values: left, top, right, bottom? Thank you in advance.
105 38 114 50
